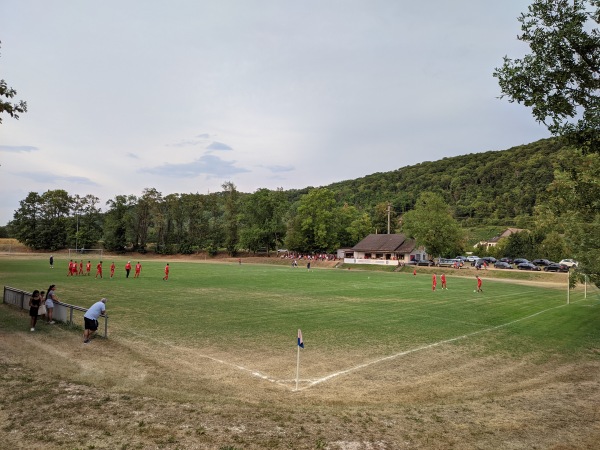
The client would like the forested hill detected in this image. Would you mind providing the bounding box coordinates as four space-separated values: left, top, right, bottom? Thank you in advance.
310 138 566 225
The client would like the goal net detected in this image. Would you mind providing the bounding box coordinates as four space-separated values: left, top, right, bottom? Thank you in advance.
68 248 104 259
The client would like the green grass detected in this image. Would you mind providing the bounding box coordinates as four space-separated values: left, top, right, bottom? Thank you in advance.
2 255 599 379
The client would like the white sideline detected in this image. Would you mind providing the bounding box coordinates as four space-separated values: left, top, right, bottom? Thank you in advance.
298 301 571 391
122 300 578 392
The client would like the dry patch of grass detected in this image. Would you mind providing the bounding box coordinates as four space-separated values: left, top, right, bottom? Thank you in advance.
1 304 600 449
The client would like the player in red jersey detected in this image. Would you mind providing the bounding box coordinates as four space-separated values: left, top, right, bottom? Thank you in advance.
134 262 142 278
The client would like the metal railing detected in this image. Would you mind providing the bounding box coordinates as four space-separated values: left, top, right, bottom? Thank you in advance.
3 286 109 338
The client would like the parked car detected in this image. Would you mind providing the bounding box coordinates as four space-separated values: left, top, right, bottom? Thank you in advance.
517 262 541 271
416 260 434 266
494 261 513 269
474 259 489 269
480 256 497 264
513 258 529 265
500 257 513 264
436 258 462 267
455 256 468 262
544 263 569 273
466 255 480 262
559 259 579 268
532 259 552 267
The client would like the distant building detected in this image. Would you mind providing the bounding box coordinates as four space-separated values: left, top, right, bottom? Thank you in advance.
344 234 428 265
476 228 526 250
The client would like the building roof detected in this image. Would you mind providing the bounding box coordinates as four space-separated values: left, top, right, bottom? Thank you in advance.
352 234 417 253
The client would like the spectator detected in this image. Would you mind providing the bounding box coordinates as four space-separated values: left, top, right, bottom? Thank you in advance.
83 298 107 344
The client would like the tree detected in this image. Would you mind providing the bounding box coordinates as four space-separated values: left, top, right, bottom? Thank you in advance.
104 195 135 252
401 192 464 258
494 0 600 153
222 181 240 256
287 188 339 253
0 41 27 124
239 188 287 254
494 0 600 285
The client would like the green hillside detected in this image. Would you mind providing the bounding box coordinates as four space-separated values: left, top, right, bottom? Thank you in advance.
319 138 565 226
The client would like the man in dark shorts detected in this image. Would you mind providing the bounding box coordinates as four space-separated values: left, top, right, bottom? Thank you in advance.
83 298 107 344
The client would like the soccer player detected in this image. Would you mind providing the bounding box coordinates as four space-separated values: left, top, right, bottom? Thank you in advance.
49 255 54 269
86 261 91 276
96 261 103 278
134 262 142 278
432 273 437 291
441 273 447 289
125 261 132 278
163 263 170 281
110 262 116 279
67 260 74 276
476 275 483 293
78 260 84 275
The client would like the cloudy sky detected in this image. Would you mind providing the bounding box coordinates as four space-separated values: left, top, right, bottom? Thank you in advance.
0 1 549 225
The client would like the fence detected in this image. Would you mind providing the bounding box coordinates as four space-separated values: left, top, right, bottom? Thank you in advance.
3 286 109 338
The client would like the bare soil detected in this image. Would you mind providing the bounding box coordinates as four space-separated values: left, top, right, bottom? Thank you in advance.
1 253 599 449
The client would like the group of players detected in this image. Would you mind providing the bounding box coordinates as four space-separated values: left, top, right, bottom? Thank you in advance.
427 271 483 292
62 258 170 280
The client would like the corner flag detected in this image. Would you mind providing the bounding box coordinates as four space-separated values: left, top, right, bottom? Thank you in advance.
297 329 304 348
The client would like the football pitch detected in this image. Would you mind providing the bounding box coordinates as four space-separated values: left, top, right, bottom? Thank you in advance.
2 256 597 389
1 255 600 449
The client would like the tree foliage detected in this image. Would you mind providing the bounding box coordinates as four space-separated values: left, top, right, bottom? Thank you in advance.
0 41 27 124
494 0 600 153
401 192 464 258
494 0 600 285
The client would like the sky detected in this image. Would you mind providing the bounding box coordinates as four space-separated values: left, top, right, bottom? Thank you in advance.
0 1 550 225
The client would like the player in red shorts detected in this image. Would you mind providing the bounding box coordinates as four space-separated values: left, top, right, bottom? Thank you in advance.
441 273 447 289
86 261 91 276
110 262 115 279
95 261 103 278
432 273 437 291
476 275 483 293
78 260 84 275
163 263 170 281
134 262 142 278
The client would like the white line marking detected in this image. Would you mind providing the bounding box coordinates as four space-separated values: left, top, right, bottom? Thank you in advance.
298 301 571 391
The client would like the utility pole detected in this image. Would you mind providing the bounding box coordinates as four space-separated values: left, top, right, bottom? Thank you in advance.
387 202 391 234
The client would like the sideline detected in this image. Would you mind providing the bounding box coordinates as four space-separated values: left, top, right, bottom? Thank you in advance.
298 300 575 390
121 298 583 392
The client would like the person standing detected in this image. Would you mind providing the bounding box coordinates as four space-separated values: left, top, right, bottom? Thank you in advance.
45 284 59 324
83 298 107 344
29 290 42 331
432 273 437 291
134 262 142 278
163 263 170 281
78 260 84 275
86 260 91 276
125 261 132 278
476 275 483 293
95 261 103 278
49 255 54 269
441 273 447 289
110 262 116 279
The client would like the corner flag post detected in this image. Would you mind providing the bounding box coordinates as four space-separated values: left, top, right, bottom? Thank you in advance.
296 329 304 391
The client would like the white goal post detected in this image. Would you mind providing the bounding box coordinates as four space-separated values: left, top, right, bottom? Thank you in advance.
68 248 104 259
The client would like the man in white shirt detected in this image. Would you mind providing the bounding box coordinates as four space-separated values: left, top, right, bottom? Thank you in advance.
83 298 107 344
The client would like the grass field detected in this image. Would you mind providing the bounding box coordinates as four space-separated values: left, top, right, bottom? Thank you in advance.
1 254 600 449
